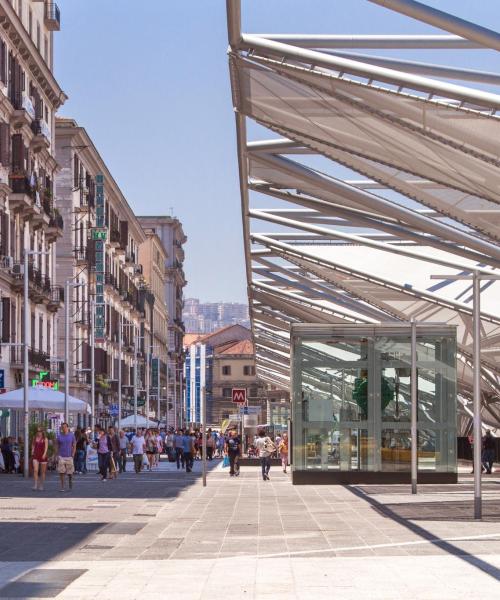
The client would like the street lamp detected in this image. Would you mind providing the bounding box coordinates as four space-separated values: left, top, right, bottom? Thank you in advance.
20 250 50 478
64 279 85 423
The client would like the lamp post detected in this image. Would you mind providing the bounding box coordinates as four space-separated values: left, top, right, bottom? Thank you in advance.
64 279 85 424
22 249 49 478
90 299 95 429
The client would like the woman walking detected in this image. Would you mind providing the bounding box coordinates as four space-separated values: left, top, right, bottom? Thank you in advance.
31 427 48 490
278 433 289 473
145 429 157 471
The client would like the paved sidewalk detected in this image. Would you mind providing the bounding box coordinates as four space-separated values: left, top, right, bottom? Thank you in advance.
0 459 499 599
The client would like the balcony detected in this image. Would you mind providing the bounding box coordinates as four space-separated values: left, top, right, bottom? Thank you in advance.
46 210 63 241
30 119 51 153
47 286 64 312
110 228 120 247
74 246 87 265
9 175 37 215
10 94 35 129
45 3 61 31
10 347 51 371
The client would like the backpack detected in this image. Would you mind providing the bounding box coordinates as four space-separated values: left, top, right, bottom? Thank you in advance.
264 437 276 454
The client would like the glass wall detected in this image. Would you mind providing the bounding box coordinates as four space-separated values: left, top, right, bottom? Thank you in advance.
291 324 457 481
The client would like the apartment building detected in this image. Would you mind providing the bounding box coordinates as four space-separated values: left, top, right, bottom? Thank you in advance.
138 228 169 423
55 117 149 426
0 0 65 419
137 216 187 428
184 325 265 426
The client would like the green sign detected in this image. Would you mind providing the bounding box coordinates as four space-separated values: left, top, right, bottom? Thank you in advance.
91 228 107 241
32 371 59 391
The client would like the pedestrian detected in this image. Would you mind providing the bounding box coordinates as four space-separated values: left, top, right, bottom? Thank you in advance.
278 433 289 473
96 426 112 482
131 428 146 473
118 430 129 473
55 422 76 492
482 431 496 474
74 428 86 474
1 436 15 473
225 430 241 477
145 429 157 471
31 426 48 491
173 428 185 470
255 429 276 481
182 429 194 472
108 426 121 477
165 429 174 461
155 429 163 467
206 428 215 460
216 433 225 458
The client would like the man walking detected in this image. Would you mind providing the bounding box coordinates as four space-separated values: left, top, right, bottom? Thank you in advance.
55 423 76 492
173 428 185 470
225 430 241 477
96 426 112 482
118 430 129 473
131 428 146 474
483 431 496 474
255 429 276 481
182 429 194 473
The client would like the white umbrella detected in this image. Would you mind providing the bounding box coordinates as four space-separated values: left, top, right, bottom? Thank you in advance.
0 387 90 413
119 414 161 428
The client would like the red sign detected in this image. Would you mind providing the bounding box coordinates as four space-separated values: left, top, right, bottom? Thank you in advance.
232 388 247 404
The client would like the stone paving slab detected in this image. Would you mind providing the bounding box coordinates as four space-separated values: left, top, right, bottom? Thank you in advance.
0 460 499 598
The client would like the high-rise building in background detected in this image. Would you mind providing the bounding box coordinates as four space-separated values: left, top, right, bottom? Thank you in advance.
183 299 249 333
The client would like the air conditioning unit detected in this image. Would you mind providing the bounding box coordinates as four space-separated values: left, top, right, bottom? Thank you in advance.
11 263 23 276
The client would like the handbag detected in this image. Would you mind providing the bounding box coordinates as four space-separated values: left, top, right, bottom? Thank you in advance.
222 455 230 468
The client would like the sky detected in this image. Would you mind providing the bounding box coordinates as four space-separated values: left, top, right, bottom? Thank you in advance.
54 0 500 303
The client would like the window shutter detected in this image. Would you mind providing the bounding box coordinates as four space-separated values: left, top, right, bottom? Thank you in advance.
0 122 10 166
11 133 23 172
0 41 6 84
73 154 79 188
1 297 10 343
0 213 8 256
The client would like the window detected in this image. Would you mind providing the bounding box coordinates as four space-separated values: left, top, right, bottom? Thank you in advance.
244 365 256 376
222 365 231 376
28 8 32 36
44 36 48 63
36 22 40 51
222 388 232 398
249 387 258 398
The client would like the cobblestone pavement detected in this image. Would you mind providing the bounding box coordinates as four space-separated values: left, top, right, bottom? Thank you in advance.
0 460 500 599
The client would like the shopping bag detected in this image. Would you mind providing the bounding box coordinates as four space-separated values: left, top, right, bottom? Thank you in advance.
222 455 230 468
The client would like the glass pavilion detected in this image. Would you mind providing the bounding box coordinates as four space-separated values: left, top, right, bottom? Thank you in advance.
291 324 457 484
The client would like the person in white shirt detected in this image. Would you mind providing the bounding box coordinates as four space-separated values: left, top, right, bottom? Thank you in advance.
130 429 146 474
254 429 276 481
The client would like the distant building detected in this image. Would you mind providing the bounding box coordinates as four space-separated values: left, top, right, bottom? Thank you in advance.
184 325 265 426
183 299 250 333
137 216 187 428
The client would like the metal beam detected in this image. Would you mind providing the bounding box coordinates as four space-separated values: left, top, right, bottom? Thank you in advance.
327 51 500 84
239 35 500 110
368 0 500 52
250 34 480 49
226 0 241 48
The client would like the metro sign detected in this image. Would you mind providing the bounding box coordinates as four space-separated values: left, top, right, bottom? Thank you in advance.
232 388 247 404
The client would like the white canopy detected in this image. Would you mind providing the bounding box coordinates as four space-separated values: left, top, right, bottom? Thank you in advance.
119 414 162 428
0 387 91 413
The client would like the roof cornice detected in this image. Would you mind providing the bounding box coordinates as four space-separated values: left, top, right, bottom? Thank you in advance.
0 1 67 108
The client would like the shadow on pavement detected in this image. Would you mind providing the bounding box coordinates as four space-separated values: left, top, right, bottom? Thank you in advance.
0 522 104 561
348 485 500 582
0 458 221 500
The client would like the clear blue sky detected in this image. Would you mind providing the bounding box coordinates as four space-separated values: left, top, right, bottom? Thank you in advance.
55 0 500 303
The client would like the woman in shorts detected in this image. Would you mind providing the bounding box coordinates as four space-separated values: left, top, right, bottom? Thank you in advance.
31 427 49 491
145 429 157 471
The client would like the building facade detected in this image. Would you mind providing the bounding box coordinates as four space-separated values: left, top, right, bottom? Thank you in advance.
0 0 65 433
183 298 250 333
138 228 169 423
55 117 149 427
137 216 187 429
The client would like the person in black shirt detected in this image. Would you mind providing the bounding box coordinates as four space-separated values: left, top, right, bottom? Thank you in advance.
225 430 241 477
482 431 496 474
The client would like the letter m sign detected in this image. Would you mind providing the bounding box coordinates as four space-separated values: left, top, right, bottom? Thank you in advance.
232 388 247 404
